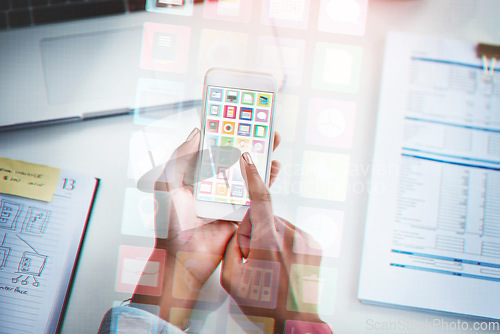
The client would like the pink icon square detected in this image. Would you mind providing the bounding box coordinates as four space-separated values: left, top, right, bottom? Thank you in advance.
116 245 166 296
306 98 357 148
224 105 237 119
203 0 253 22
285 320 331 333
140 23 191 73
252 140 265 153
199 181 213 194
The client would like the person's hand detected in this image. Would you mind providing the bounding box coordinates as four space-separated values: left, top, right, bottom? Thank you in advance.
132 128 283 329
221 152 332 334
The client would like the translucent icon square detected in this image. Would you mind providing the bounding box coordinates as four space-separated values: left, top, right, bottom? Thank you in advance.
209 104 222 116
285 320 332 333
286 264 337 315
116 245 166 296
146 0 194 16
300 151 351 201
239 107 253 121
170 308 212 333
318 0 368 36
121 188 166 239
203 0 253 22
241 92 255 105
207 119 220 133
254 125 268 138
238 123 252 137
224 105 237 119
226 90 240 103
312 43 363 93
293 207 345 257
173 251 221 302
140 23 191 73
209 88 223 102
230 259 280 308
306 98 357 148
222 121 236 135
198 29 248 75
261 0 310 30
110 305 160 334
227 314 275 333
217 166 231 180
257 36 305 87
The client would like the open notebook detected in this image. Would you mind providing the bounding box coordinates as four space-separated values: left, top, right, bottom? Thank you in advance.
0 166 98 333
358 33 500 319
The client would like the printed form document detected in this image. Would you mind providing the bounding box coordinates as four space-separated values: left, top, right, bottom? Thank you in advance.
359 33 500 319
0 160 98 334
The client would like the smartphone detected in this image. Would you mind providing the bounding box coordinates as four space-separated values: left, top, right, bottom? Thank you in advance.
195 68 277 221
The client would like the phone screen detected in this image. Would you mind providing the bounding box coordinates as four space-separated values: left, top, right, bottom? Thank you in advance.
196 85 275 205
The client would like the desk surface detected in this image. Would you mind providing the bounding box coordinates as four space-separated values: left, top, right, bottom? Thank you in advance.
1 1 499 333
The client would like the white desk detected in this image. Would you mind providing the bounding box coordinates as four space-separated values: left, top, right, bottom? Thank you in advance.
1 1 499 333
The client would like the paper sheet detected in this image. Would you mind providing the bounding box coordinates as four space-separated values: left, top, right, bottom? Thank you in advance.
0 168 97 333
358 32 500 319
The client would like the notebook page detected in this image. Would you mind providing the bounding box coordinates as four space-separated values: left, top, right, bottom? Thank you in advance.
0 169 97 334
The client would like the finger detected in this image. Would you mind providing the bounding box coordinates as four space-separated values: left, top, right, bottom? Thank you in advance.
157 128 200 191
272 131 281 152
240 152 275 242
237 212 252 258
221 231 244 291
268 160 281 187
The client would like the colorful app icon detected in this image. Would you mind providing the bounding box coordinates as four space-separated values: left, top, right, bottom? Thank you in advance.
241 92 255 105
215 183 229 196
286 264 337 315
236 138 250 152
238 123 252 136
207 119 219 132
257 94 271 107
216 167 230 180
252 140 265 153
224 105 237 119
209 88 223 101
199 181 213 194
116 245 166 296
209 104 221 116
239 107 253 120
254 125 268 138
231 184 245 198
221 136 234 147
226 90 239 103
205 135 219 148
312 42 362 93
222 121 236 135
255 109 269 123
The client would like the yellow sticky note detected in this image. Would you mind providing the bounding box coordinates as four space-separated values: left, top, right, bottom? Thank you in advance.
0 157 61 202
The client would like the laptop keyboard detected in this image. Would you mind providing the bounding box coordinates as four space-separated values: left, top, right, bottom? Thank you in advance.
0 0 145 30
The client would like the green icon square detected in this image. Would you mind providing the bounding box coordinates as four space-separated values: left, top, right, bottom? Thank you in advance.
312 42 363 93
241 92 256 105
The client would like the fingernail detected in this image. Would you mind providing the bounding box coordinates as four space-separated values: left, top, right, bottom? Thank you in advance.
242 152 253 165
185 128 199 142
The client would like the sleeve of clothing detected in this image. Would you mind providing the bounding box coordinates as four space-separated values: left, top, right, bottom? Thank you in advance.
98 305 185 334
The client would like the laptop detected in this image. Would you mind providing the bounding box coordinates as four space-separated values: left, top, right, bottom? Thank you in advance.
0 0 205 130
0 0 286 130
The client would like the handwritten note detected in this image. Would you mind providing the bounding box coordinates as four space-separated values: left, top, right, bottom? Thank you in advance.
0 158 60 202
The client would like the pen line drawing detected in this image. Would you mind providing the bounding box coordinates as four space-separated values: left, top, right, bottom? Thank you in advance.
12 235 48 287
22 207 51 236
0 199 23 231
